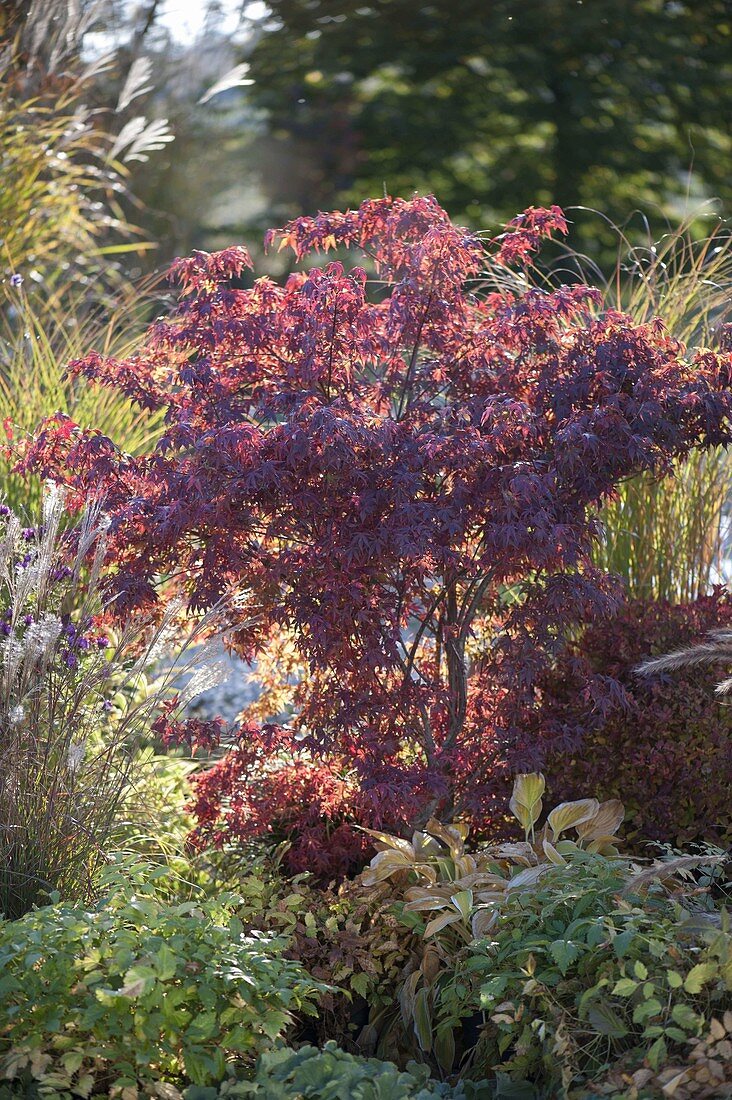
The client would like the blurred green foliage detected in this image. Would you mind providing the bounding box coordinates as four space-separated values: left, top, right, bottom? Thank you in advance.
246 0 731 256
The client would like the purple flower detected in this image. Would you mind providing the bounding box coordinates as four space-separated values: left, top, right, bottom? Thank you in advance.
0 505 10 517
9 274 23 288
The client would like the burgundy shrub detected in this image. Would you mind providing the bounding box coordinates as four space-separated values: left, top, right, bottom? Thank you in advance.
539 591 732 850
22 196 732 877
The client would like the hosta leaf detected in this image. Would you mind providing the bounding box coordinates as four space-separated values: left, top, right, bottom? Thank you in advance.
586 836 621 856
506 864 549 891
450 889 474 919
509 773 545 834
434 1025 456 1072
576 799 625 841
472 908 498 939
542 838 566 865
360 829 415 857
404 895 454 913
399 970 421 1026
424 911 463 939
425 818 469 856
547 799 599 838
413 987 433 1052
360 849 413 884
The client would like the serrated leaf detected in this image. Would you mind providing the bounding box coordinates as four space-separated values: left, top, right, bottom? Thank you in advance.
587 1000 629 1038
671 1003 702 1031
683 962 718 994
647 1035 667 1070
549 939 581 975
612 978 638 996
350 972 370 999
613 930 636 958
632 997 662 1024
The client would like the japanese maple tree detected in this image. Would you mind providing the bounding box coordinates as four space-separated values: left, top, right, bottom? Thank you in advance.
24 197 732 876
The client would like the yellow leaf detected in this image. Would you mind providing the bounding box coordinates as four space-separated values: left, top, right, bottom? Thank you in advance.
360 829 415 857
450 889 474 919
576 799 625 841
542 837 566 865
425 818 468 856
547 798 599 838
509 773 545 834
472 908 498 938
424 911 462 938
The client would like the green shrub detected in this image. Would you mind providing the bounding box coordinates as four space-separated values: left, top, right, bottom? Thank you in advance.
436 858 732 1096
0 871 326 1097
187 1042 488 1099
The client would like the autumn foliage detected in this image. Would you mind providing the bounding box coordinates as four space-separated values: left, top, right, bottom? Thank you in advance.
540 591 732 850
24 196 732 876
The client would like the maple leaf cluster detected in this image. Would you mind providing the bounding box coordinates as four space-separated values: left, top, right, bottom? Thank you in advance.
23 195 732 878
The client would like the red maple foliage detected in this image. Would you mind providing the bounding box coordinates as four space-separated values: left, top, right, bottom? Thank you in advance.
23 196 732 877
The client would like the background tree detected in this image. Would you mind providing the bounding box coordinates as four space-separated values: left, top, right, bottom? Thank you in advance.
245 0 732 258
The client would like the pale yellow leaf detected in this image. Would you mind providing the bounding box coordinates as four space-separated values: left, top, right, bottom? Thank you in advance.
509 773 545 833
547 798 599 838
576 799 625 841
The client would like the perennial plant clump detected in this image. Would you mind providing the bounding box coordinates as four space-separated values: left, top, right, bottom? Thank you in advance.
0 486 232 918
0 867 326 1097
22 196 732 875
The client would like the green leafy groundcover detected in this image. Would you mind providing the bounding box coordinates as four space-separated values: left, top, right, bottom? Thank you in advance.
185 1042 492 1099
0 871 326 1097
